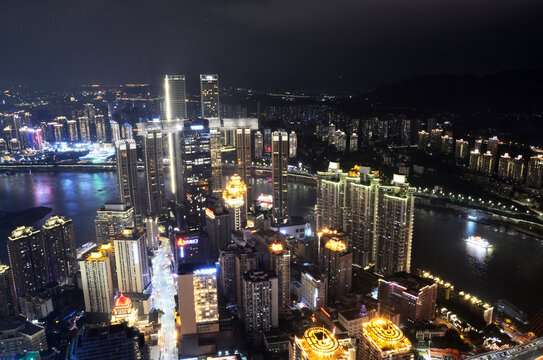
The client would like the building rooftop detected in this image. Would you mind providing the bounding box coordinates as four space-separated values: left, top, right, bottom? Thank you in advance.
294 327 349 360
339 309 363 322
384 272 436 295
362 318 411 354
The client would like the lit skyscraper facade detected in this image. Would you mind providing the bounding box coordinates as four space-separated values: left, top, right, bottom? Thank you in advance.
7 226 48 298
41 216 77 285
94 203 135 245
288 131 297 158
143 130 167 217
272 131 289 223
0 265 18 317
236 128 252 199
350 133 358 152
269 243 290 314
527 154 543 188
254 130 263 159
200 74 219 118
79 244 115 313
209 119 223 194
319 232 352 302
113 228 150 293
222 174 247 230
115 139 141 218
241 270 278 337
455 139 469 159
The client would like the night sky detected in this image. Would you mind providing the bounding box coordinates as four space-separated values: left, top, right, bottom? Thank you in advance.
2 0 543 91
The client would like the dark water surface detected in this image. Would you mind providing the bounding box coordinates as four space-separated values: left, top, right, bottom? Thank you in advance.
1 171 542 315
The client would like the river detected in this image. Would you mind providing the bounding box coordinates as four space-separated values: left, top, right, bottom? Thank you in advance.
0 171 542 316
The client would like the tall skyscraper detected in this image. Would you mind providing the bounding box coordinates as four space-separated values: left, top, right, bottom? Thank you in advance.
360 318 412 360
263 128 272 154
374 175 415 277
41 216 77 285
110 121 121 142
79 244 115 313
121 123 133 140
115 139 142 218
441 135 453 154
236 127 252 200
300 269 327 310
209 124 223 194
178 265 219 335
272 131 289 224
94 203 135 245
164 74 187 204
200 74 219 118
482 150 496 175
206 205 234 257
7 226 48 298
179 119 212 228
241 270 278 337
67 120 78 142
218 243 258 303
222 174 247 230
78 116 90 142
254 130 263 159
527 154 543 188
288 131 297 158
319 231 352 302
113 228 150 293
350 133 358 152
0 264 18 317
143 130 167 217
417 130 429 149
469 149 483 172
455 139 469 159
268 242 290 314
487 136 499 157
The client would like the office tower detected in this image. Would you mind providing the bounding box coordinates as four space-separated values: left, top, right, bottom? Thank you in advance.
469 149 483 172
164 74 187 204
79 116 90 142
268 242 290 314
474 139 483 152
111 294 138 327
487 136 499 156
417 130 429 149
374 175 415 277
209 127 223 194
145 216 160 250
272 131 289 224
254 130 263 159
455 139 469 159
95 115 107 142
0 316 48 358
263 128 272 153
95 203 135 245
110 120 121 141
223 174 247 230
178 265 219 335
113 228 150 293
301 269 327 310
200 74 219 118
0 265 18 317
527 155 543 188
360 318 412 360
511 155 526 182
236 127 252 197
482 150 495 175
68 323 148 360
41 216 77 285
179 119 212 227
440 135 453 154
320 232 352 301
79 245 115 313
241 270 278 337
143 131 167 217
378 273 437 324
290 327 352 360
116 139 142 218
206 206 234 257
288 131 297 158
121 123 133 140
7 226 48 298
350 133 358 152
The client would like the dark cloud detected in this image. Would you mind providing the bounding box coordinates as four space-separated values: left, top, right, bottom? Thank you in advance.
1 0 542 91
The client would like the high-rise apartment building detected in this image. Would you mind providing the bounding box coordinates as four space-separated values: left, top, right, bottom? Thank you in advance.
164 74 187 120
218 243 258 303
241 270 278 337
113 228 150 293
254 130 263 159
300 268 327 310
440 135 453 154
223 174 247 230
67 120 78 142
350 133 358 152
288 131 297 158
374 175 415 277
206 206 234 257
94 203 135 245
360 318 412 360
417 130 429 149
268 242 290 314
236 128 252 199
0 265 18 317
482 150 496 175
116 139 141 218
78 116 90 142
272 131 289 223
455 139 469 159
178 265 219 335
42 216 77 285
487 136 499 157
263 128 272 154
378 272 437 324
527 155 543 188
319 232 352 301
209 126 223 194
469 149 483 172
200 74 219 118
110 121 121 142
0 316 48 359
143 130 167 216
79 244 115 313
7 226 48 298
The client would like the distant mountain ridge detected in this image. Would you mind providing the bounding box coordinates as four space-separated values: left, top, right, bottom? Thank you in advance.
368 69 543 112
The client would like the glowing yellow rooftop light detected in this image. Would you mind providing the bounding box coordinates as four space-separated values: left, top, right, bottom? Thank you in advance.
325 239 347 252
363 318 411 353
223 174 247 208
99 243 112 251
294 327 347 359
270 242 284 253
348 165 360 177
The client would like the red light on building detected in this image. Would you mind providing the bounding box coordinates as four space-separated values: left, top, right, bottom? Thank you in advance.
177 237 186 247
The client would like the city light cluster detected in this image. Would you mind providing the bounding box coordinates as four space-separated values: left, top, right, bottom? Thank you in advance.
324 239 347 252
362 318 411 353
295 327 348 359
222 174 247 208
